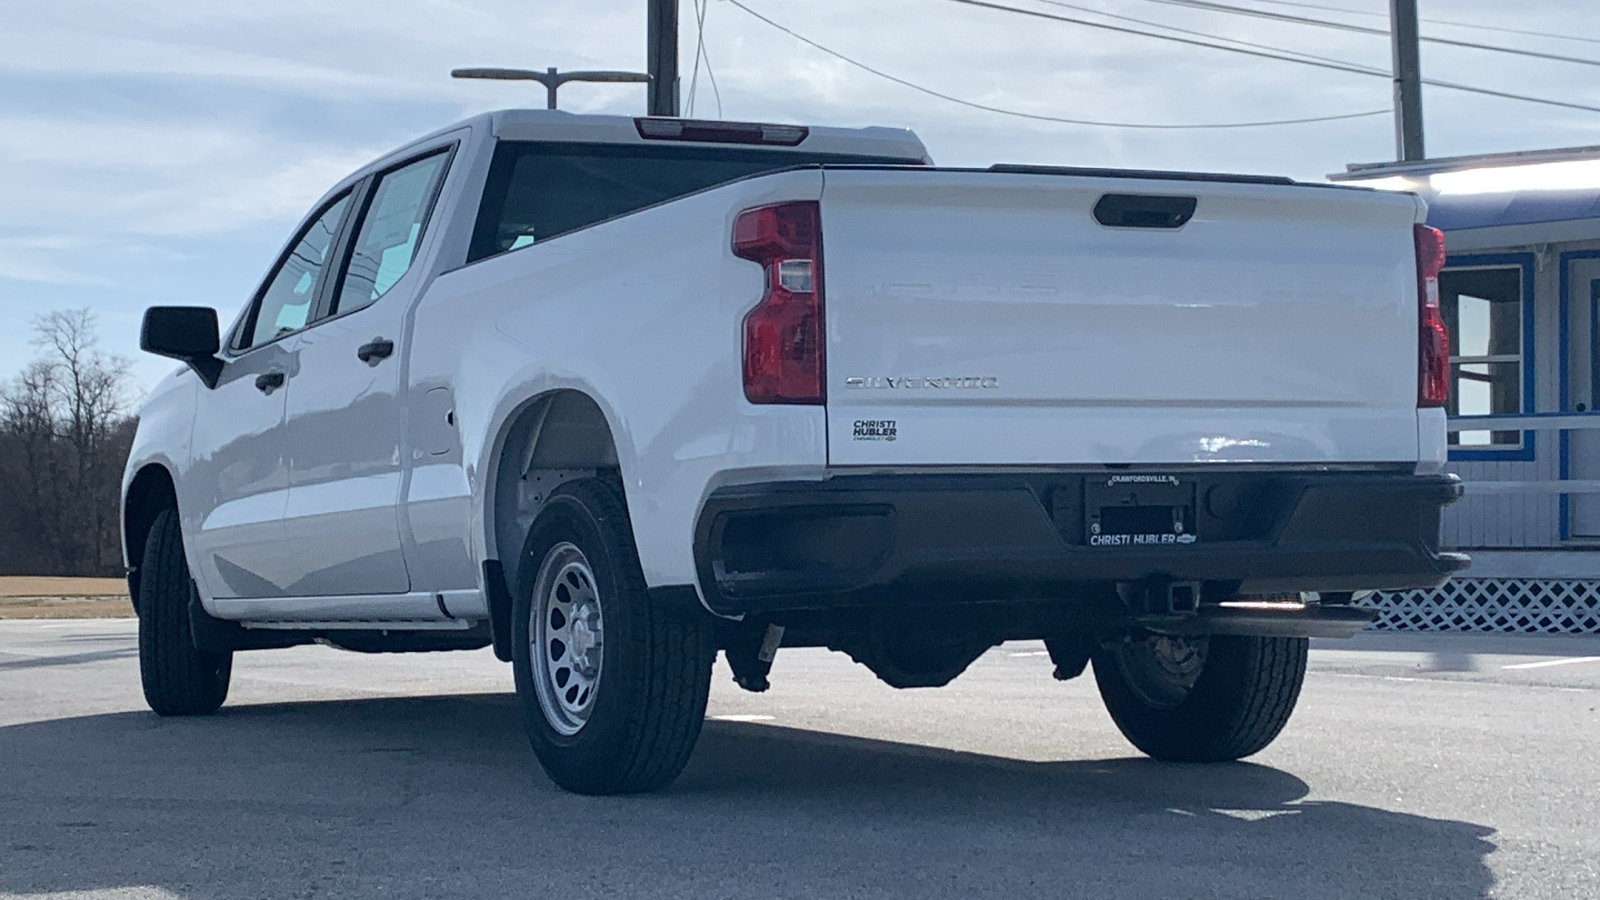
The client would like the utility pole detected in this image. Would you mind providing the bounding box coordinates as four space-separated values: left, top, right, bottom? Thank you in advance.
647 0 680 116
1389 0 1425 161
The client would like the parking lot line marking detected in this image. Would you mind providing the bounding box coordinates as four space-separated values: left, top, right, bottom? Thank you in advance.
1501 656 1600 670
1314 671 1593 693
710 714 776 723
1009 651 1050 658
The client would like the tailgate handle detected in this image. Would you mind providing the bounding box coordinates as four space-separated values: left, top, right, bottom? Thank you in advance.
1093 193 1197 229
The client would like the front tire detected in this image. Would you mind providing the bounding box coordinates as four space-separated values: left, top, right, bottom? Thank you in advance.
512 479 715 794
137 509 232 716
1093 633 1307 762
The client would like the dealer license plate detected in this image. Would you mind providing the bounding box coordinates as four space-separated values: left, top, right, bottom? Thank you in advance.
1085 474 1198 548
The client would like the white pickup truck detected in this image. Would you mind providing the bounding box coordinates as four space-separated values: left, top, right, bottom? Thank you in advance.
123 109 1465 794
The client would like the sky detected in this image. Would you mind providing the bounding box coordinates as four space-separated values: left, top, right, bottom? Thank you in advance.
1 0 1595 397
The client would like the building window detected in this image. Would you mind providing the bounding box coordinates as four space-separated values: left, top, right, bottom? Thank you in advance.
1441 266 1524 448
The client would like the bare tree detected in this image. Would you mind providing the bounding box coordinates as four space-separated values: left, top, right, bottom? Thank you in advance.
0 309 134 576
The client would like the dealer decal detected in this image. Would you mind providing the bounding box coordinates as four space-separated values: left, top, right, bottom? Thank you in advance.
853 419 897 441
1089 532 1198 547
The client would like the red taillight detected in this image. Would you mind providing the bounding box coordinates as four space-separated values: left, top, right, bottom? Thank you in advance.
734 201 824 405
1415 224 1449 408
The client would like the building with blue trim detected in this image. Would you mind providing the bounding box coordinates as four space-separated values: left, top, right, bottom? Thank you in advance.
1332 147 1600 634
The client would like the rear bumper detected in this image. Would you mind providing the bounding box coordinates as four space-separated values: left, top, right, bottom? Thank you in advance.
693 469 1467 617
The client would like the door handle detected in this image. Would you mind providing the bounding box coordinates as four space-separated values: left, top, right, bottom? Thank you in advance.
254 371 285 395
358 338 395 365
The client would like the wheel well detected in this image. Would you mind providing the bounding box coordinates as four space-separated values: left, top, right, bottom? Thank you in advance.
124 464 179 606
487 390 621 660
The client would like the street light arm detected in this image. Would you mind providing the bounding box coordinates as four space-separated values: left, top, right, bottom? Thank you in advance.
452 68 652 86
451 67 557 86
554 71 653 85
452 67 654 110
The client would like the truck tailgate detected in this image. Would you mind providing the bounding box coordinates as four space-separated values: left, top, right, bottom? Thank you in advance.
820 169 1426 467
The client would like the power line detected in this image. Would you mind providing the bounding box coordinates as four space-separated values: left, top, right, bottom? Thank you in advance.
947 0 1600 115
686 0 705 114
1127 0 1375 35
686 0 724 117
723 0 1388 128
1028 0 1388 73
949 0 1383 77
1423 76 1600 116
1216 0 1600 47
1210 0 1383 13
700 0 725 117
1125 0 1600 69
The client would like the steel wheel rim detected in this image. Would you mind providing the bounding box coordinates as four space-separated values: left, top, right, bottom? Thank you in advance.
1113 634 1208 710
530 542 603 736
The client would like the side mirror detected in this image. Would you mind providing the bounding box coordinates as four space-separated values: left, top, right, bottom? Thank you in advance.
141 306 223 389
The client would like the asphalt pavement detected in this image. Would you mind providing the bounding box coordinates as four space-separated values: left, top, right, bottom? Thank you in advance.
1 619 1597 900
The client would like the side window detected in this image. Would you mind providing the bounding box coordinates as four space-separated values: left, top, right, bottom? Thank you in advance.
331 151 450 317
239 193 351 350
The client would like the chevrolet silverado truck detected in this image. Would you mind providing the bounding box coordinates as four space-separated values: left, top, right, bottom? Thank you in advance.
123 109 1466 794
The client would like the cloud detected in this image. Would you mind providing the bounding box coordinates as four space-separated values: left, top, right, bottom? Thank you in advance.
0 250 116 288
0 26 411 95
0 114 383 245
0 0 645 104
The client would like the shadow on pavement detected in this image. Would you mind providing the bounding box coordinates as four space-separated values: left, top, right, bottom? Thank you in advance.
1319 631 1600 656
0 648 139 671
0 693 1496 900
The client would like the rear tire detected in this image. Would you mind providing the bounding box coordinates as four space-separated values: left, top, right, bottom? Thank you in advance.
137 509 232 716
1093 633 1307 762
512 478 715 794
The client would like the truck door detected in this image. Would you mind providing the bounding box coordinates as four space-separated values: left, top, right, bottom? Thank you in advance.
279 149 452 598
187 191 352 599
